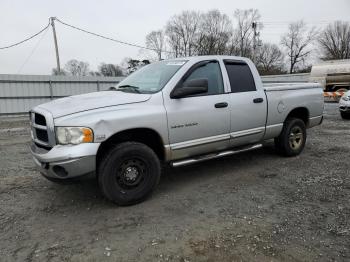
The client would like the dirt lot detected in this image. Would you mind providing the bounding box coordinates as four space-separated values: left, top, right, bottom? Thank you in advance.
0 103 349 262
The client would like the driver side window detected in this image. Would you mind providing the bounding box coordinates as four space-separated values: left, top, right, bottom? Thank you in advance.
184 61 224 95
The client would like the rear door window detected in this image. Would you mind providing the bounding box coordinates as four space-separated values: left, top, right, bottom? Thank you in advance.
224 61 256 93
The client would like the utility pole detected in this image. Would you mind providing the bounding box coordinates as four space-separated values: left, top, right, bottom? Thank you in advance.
252 22 260 62
50 17 61 73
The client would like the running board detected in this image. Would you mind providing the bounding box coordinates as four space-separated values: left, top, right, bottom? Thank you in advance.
171 144 263 167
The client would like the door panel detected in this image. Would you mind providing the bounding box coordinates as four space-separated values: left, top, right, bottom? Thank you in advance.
223 61 267 146
165 95 230 160
228 91 267 146
164 60 230 160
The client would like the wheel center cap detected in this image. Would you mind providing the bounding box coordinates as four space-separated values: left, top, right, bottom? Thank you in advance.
124 166 139 181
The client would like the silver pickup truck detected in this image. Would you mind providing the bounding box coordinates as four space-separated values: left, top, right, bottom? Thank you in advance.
30 56 324 205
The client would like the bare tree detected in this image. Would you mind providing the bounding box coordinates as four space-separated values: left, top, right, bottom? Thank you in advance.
232 9 261 58
281 21 317 73
120 58 151 75
98 63 124 77
51 68 67 75
256 43 285 75
64 59 90 76
145 30 165 60
318 21 350 60
196 10 233 55
89 71 102 76
165 11 201 57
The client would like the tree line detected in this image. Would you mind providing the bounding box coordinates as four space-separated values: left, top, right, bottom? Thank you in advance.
145 9 350 74
52 59 149 77
53 9 350 76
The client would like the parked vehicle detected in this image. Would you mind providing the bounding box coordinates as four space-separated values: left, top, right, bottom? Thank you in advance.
310 59 350 92
339 90 350 119
29 56 324 205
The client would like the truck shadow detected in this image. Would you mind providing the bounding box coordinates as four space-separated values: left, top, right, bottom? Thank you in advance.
159 143 277 190
43 143 279 208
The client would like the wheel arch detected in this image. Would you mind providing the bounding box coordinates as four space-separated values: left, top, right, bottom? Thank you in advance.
96 128 166 166
285 107 309 126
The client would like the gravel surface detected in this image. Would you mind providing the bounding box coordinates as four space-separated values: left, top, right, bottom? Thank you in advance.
0 104 349 262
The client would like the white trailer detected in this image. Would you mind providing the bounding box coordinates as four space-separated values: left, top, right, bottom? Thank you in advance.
310 59 350 92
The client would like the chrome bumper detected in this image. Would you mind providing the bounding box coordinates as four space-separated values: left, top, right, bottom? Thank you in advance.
30 142 100 179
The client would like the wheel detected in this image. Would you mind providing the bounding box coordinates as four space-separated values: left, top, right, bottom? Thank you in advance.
98 142 161 206
340 111 350 119
41 173 81 184
274 118 306 157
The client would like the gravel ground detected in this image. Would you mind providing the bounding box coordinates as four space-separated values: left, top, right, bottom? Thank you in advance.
0 103 349 262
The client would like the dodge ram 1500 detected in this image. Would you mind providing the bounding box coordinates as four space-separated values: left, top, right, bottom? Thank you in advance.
30 56 324 205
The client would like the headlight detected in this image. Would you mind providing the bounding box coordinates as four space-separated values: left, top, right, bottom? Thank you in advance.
342 96 349 101
56 127 93 145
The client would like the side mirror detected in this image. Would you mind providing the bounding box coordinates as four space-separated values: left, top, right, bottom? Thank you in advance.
171 78 208 99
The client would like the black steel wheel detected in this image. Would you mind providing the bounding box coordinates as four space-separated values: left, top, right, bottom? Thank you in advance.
98 142 161 206
116 158 147 189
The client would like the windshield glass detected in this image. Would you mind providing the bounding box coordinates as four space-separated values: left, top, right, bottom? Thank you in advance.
116 60 187 94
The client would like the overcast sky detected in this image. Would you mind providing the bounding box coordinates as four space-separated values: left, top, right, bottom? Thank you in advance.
1 0 349 75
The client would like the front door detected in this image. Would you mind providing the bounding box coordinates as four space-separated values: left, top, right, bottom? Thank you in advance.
164 60 231 160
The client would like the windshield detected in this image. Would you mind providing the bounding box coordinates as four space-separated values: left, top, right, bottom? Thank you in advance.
116 60 187 94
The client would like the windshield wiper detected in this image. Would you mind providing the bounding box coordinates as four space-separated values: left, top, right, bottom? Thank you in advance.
116 85 141 93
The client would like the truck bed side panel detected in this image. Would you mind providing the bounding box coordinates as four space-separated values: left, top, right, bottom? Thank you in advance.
264 87 323 140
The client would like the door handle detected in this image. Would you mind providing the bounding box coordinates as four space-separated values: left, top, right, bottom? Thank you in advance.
215 102 228 108
253 98 264 103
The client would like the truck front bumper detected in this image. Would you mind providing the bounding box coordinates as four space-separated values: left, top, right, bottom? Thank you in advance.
30 143 100 179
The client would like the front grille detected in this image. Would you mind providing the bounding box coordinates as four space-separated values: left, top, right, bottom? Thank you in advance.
30 111 54 150
36 129 48 142
34 113 46 126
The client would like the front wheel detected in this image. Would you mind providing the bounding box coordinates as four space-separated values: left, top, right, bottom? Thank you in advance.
98 142 161 206
274 118 306 157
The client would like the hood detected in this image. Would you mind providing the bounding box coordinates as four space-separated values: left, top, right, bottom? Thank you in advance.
36 91 151 118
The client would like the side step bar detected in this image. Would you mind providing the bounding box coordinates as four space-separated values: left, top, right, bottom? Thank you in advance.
171 144 263 167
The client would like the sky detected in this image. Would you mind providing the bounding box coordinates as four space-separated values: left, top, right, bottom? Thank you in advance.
0 0 349 75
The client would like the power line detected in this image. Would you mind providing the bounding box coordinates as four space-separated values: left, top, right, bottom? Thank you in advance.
17 26 50 73
54 17 173 54
0 20 50 50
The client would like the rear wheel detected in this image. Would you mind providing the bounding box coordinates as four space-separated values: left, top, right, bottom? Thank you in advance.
98 142 161 206
274 118 306 156
340 111 350 119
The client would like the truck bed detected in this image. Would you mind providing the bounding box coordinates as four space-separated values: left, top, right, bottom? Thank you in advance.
263 82 321 91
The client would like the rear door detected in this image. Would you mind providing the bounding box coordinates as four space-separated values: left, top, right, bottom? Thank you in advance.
223 60 267 147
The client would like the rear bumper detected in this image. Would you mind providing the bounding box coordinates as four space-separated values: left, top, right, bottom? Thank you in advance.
30 143 100 179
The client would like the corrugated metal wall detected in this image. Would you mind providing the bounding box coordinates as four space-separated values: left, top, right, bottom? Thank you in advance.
0 73 311 115
0 74 124 115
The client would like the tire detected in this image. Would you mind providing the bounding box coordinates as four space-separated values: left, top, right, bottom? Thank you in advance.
274 118 306 157
340 111 350 119
98 142 161 206
41 173 81 184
